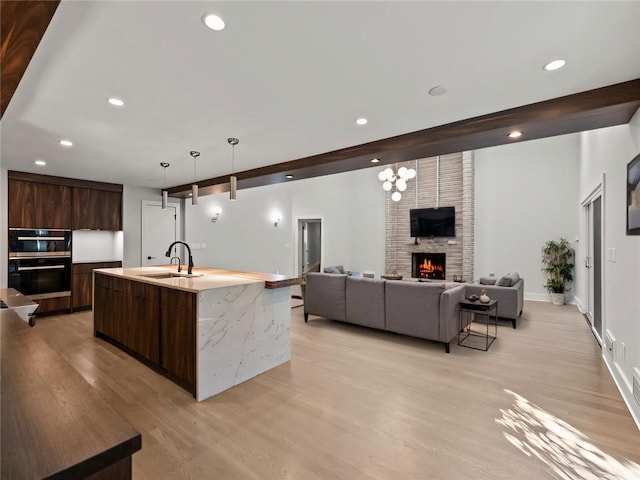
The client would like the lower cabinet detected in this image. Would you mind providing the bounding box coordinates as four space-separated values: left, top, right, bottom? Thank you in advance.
94 273 196 395
72 261 122 309
33 295 71 315
161 289 196 390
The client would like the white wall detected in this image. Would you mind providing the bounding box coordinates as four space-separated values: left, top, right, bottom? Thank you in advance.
122 185 174 267
578 109 640 426
474 134 580 300
184 168 386 277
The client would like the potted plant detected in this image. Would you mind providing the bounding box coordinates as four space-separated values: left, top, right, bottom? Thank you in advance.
541 238 574 305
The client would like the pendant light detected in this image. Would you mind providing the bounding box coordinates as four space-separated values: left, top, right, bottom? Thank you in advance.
160 162 170 210
190 150 200 205
228 137 239 200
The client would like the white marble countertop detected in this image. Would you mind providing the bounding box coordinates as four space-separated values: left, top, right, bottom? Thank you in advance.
93 266 300 293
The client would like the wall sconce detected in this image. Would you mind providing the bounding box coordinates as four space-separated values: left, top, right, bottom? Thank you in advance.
273 214 282 227
211 206 222 223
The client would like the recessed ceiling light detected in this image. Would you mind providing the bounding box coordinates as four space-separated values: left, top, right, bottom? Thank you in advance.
203 14 225 30
107 97 124 107
285 174 294 179
370 158 380 163
508 130 523 138
544 59 566 71
34 160 46 166
356 118 368 126
59 139 73 147
428 85 448 96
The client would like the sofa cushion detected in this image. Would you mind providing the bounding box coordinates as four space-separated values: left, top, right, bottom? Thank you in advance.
479 277 497 285
346 277 385 329
385 281 444 340
497 272 520 287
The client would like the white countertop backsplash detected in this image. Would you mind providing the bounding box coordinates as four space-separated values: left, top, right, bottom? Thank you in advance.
72 230 123 263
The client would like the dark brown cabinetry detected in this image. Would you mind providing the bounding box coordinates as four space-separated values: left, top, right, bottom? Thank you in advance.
161 289 196 390
8 172 124 316
8 171 123 231
94 274 160 364
72 261 122 309
33 295 71 314
94 273 196 394
8 179 72 228
73 187 122 230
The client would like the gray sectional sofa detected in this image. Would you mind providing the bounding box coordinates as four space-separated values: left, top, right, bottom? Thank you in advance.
304 273 466 353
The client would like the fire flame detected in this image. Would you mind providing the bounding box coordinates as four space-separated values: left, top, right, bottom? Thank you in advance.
419 259 444 274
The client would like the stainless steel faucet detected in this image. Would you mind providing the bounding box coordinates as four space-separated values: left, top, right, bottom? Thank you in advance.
169 256 182 272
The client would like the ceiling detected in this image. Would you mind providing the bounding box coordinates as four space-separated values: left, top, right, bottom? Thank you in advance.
2 1 640 193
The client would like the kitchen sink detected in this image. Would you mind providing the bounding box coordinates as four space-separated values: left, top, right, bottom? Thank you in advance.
138 272 204 279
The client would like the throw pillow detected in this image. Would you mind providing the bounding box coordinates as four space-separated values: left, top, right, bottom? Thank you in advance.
323 266 341 274
507 272 520 285
496 272 520 287
479 277 497 285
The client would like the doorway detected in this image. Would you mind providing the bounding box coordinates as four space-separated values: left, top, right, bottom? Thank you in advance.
298 219 322 276
141 200 181 267
582 188 603 343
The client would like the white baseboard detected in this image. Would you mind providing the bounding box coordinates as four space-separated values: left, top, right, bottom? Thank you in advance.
573 295 585 313
603 353 640 431
524 292 578 305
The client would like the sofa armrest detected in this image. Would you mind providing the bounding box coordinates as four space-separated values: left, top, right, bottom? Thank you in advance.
439 285 465 343
304 273 347 321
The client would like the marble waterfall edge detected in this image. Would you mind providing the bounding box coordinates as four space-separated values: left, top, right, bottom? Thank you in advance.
197 283 291 401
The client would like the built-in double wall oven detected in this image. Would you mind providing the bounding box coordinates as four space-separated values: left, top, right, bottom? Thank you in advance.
8 229 72 296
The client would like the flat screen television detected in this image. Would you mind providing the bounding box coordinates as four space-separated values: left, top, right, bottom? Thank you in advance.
410 207 456 237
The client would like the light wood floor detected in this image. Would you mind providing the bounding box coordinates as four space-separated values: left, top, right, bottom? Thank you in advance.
34 301 640 479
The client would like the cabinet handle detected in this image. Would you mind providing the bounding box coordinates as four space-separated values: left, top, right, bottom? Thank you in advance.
147 256 156 260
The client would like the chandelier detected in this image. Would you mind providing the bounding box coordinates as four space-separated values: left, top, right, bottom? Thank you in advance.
378 165 416 202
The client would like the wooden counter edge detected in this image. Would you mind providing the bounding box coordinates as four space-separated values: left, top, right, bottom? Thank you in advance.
94 267 302 291
1 310 142 480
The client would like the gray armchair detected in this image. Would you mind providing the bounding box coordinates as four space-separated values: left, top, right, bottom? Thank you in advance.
465 274 524 328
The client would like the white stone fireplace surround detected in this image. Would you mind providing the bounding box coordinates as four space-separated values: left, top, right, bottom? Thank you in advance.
384 152 474 281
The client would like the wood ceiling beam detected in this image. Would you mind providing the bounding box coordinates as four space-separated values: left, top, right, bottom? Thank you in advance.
1 0 60 118
168 79 640 198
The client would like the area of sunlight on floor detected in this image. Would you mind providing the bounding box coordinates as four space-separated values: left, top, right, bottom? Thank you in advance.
496 390 640 480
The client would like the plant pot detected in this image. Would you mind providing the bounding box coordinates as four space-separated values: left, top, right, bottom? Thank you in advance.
550 293 565 305
479 294 490 303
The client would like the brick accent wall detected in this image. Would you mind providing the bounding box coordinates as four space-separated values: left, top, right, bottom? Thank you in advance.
384 152 474 281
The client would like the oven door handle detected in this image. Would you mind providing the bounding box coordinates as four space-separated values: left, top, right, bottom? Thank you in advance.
17 265 66 271
17 236 67 241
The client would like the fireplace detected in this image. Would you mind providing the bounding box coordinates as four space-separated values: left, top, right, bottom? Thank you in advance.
412 253 446 280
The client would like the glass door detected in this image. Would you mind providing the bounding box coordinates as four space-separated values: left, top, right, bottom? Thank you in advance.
583 191 603 344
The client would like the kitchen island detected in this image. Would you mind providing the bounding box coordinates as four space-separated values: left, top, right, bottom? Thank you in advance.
93 266 299 401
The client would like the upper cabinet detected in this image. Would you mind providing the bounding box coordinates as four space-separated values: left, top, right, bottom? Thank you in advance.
9 179 72 229
8 171 123 231
73 187 122 230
